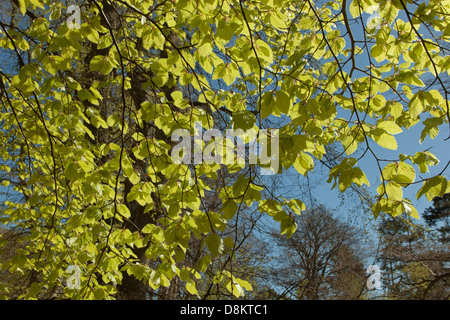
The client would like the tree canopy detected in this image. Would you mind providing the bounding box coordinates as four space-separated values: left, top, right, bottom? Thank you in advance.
0 0 449 300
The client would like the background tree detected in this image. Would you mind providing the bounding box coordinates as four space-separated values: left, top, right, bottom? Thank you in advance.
376 213 449 300
270 205 367 300
423 193 450 243
0 0 449 300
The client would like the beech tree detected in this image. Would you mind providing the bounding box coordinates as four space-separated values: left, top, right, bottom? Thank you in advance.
270 205 366 300
423 192 449 243
376 214 449 300
0 0 449 300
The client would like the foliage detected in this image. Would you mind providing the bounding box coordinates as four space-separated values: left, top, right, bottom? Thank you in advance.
0 0 449 299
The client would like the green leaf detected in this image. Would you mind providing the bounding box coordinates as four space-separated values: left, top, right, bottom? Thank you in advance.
349 0 362 18
260 92 275 119
225 278 244 298
186 282 198 296
94 288 105 300
90 55 115 75
117 204 131 219
82 26 100 44
231 111 256 131
275 90 290 115
255 39 273 62
403 202 420 220
280 216 297 238
287 199 306 215
420 117 443 143
233 175 249 197
385 181 403 201
377 121 402 135
372 130 397 150
128 172 140 185
236 278 253 292
417 176 448 201
409 93 424 118
64 162 79 180
18 0 27 15
197 42 213 57
350 167 370 187
195 255 211 272
221 200 238 220
293 152 314 176
223 236 234 248
205 233 224 257
212 63 238 86
10 74 37 94
216 21 235 42
142 224 156 234
382 162 416 185
371 45 384 61
269 11 288 30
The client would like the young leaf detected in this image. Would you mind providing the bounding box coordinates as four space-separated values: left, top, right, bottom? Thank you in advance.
205 233 224 257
